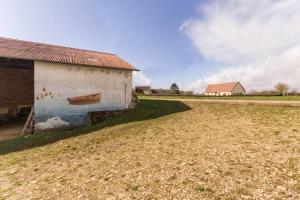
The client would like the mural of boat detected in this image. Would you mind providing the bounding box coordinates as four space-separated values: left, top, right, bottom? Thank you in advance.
67 93 101 105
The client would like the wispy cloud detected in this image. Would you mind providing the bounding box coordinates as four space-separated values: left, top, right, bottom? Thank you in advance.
181 0 300 92
133 71 151 86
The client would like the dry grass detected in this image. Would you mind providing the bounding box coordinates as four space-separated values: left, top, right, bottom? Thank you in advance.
0 100 300 199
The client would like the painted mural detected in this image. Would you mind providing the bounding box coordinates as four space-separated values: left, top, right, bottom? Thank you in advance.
34 61 132 131
67 93 101 105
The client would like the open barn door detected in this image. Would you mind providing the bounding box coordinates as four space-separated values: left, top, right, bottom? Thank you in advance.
0 57 34 141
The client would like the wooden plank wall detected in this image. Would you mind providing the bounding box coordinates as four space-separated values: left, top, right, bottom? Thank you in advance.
0 68 34 107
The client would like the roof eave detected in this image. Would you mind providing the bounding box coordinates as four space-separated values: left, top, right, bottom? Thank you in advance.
1 55 139 71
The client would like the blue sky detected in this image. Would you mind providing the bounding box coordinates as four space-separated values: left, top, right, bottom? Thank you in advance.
1 0 300 92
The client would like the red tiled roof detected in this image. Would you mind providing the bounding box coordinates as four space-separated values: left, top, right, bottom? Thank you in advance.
0 37 138 71
205 82 240 93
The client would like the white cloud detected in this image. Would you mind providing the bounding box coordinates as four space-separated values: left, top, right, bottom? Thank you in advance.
187 46 300 93
181 0 300 92
133 71 151 87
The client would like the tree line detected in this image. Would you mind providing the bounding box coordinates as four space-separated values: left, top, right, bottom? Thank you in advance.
250 83 298 96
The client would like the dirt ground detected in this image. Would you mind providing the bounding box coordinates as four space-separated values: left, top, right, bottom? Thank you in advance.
149 98 300 107
0 101 300 199
0 121 24 141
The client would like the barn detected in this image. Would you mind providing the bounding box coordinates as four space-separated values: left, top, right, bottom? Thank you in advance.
135 86 152 95
0 37 138 138
204 82 246 96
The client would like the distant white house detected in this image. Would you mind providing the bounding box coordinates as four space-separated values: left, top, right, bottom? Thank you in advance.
204 82 246 96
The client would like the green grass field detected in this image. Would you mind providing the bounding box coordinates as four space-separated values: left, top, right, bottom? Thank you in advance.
141 95 300 101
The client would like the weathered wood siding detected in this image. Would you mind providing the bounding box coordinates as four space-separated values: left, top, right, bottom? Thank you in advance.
0 68 34 106
34 61 132 131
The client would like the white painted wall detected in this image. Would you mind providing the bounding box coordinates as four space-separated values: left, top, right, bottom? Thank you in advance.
34 61 132 130
232 83 246 95
205 92 231 96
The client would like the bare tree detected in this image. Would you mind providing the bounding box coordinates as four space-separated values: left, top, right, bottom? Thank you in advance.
275 83 289 96
290 88 298 95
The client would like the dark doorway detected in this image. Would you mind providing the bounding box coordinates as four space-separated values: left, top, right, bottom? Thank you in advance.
0 57 34 141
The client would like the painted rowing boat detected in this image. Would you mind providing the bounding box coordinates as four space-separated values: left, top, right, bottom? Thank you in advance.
67 93 101 105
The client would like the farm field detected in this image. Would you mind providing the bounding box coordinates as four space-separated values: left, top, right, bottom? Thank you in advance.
0 99 300 199
143 95 300 101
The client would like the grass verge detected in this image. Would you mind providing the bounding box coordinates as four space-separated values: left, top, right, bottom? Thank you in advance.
0 99 190 155
142 95 300 101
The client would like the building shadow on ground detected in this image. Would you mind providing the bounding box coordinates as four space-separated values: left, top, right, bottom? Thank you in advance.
0 99 191 155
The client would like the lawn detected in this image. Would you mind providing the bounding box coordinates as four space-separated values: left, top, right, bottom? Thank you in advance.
0 99 300 199
142 95 300 101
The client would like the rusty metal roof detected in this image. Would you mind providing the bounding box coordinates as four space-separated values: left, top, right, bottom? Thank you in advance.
205 82 243 93
0 37 138 71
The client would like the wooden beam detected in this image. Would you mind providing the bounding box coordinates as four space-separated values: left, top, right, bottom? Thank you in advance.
20 106 34 136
